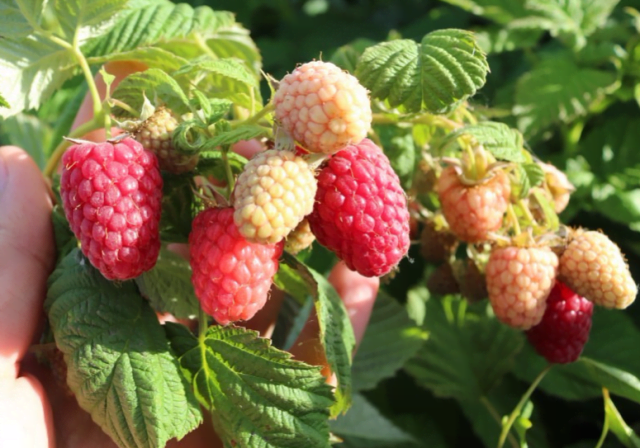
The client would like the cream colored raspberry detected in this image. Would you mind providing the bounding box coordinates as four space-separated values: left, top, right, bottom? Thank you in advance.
285 219 315 254
274 61 372 154
559 230 637 309
486 246 559 330
233 149 317 244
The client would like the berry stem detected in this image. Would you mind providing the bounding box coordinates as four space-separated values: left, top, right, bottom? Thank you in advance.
506 204 521 236
110 99 141 118
496 364 552 448
43 118 103 179
239 103 275 127
479 397 519 448
595 388 611 448
70 44 103 120
198 307 209 340
221 149 236 197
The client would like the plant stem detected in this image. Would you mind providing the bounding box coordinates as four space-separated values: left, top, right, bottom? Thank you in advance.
198 307 209 341
110 99 141 118
506 204 522 236
595 389 611 448
240 103 275 126
496 364 552 448
222 150 235 197
43 118 102 178
480 397 519 448
72 46 102 119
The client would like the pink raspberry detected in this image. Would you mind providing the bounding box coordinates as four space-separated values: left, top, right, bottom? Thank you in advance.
307 138 410 277
437 166 510 243
486 246 558 329
60 138 163 280
526 281 593 364
274 61 372 154
189 207 283 325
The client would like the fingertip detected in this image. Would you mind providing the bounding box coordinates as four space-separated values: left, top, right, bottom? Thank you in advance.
231 139 264 159
328 262 379 346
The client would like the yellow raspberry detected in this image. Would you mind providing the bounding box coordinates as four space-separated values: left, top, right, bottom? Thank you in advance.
274 61 372 154
233 149 317 244
285 219 316 254
559 230 637 309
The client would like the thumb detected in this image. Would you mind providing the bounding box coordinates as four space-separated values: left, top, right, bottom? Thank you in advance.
0 146 54 378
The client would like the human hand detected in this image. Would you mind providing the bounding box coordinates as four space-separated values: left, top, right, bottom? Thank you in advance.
0 61 380 448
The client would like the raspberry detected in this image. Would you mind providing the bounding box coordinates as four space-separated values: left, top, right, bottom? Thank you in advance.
427 263 459 296
486 246 558 329
60 138 163 280
189 207 284 325
308 138 410 277
274 61 372 154
541 162 574 213
233 149 317 244
452 259 487 304
559 230 637 309
133 106 198 174
437 167 510 243
285 219 315 254
526 282 593 364
420 220 458 263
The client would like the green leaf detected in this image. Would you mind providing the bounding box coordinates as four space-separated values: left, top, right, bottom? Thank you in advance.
582 358 640 405
514 308 640 402
88 47 188 73
0 36 76 118
280 253 356 416
518 162 545 198
55 0 128 43
174 58 259 110
514 56 618 137
375 125 417 189
51 206 76 263
274 261 311 305
438 121 525 162
356 29 489 114
0 112 52 169
0 93 8 108
111 68 191 117
196 150 247 181
83 3 248 60
0 0 46 39
166 323 334 448
475 26 543 54
159 174 195 242
136 247 200 319
329 393 416 447
206 124 268 148
45 249 202 448
437 0 531 24
330 38 375 72
405 297 524 400
604 393 640 448
352 290 427 391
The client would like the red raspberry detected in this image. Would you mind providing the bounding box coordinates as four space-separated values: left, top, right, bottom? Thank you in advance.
274 61 372 154
308 138 410 277
486 246 558 329
559 230 637 309
437 166 510 243
189 207 283 325
60 138 163 280
526 281 593 364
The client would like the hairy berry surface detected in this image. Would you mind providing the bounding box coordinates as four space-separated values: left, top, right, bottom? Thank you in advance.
60 138 162 280
308 138 410 277
190 207 283 325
